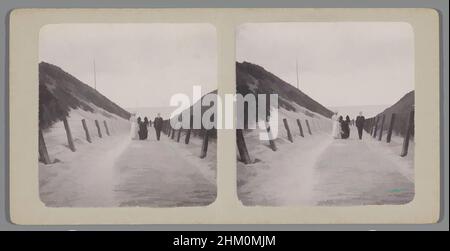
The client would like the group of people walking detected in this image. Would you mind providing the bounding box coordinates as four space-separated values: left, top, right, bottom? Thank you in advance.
331 112 366 140
129 113 164 141
130 111 367 142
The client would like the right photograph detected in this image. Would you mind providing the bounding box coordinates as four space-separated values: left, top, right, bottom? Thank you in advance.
236 22 415 206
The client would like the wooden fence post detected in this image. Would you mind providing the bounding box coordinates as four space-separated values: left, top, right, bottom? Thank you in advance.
305 119 312 135
373 116 379 138
200 129 209 159
366 118 373 133
371 119 375 134
236 129 252 164
378 114 386 141
81 119 92 143
369 119 374 135
38 128 51 164
103 120 110 136
184 115 193 144
400 110 414 157
177 129 182 142
296 119 304 137
95 120 103 138
62 117 76 152
265 121 277 151
185 128 191 144
283 118 293 143
386 113 396 143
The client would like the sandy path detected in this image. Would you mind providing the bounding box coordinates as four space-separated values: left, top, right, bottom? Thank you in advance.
312 128 414 206
238 125 414 206
40 132 216 207
112 135 216 207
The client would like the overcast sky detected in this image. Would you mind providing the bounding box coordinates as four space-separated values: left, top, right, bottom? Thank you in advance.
40 23 217 109
237 22 414 108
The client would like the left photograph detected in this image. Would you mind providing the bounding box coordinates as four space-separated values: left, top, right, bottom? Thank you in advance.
38 24 217 207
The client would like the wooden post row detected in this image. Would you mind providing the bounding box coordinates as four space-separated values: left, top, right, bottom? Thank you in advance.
62 117 76 152
108 121 114 134
386 113 396 143
378 114 386 141
296 119 304 137
185 115 193 144
265 121 277 151
373 116 379 138
95 120 103 138
81 119 92 143
200 129 209 159
171 128 176 140
369 119 374 135
103 120 110 136
177 129 182 142
364 118 373 135
305 119 312 135
236 129 252 164
185 128 192 144
38 128 51 164
283 118 293 143
400 110 414 157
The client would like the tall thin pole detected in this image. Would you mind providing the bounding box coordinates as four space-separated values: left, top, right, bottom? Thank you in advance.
296 58 299 90
93 59 97 91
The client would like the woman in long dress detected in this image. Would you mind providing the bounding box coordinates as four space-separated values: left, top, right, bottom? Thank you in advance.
129 114 139 140
142 117 149 140
331 112 341 139
341 115 351 139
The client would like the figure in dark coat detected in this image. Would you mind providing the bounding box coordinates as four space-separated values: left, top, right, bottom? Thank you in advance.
153 113 163 141
341 116 350 139
338 116 344 138
140 117 149 140
355 112 365 140
137 117 143 140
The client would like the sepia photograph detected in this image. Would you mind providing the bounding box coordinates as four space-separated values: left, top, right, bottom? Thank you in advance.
236 22 415 206
7 6 443 228
38 23 218 207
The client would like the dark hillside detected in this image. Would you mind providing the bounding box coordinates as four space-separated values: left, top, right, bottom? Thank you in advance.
39 62 131 129
367 90 414 137
236 62 333 119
